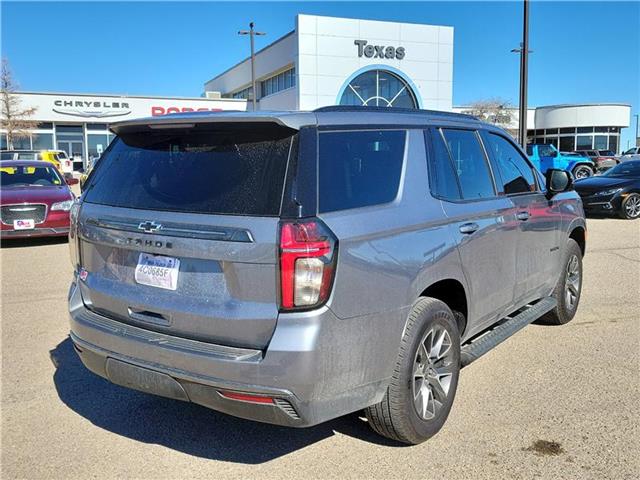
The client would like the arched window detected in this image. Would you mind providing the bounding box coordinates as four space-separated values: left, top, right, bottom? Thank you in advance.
339 69 417 108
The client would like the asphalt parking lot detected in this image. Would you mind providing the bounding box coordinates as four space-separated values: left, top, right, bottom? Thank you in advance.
1 217 638 479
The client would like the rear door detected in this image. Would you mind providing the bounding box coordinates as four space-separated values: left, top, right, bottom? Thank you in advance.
429 127 518 331
77 122 297 350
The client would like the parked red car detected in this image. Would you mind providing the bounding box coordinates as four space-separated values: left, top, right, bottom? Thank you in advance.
574 150 619 172
0 160 77 239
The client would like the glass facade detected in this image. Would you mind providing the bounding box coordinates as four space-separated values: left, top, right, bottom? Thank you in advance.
339 69 417 108
260 67 296 98
32 133 54 150
231 86 253 100
528 127 622 153
1 122 116 172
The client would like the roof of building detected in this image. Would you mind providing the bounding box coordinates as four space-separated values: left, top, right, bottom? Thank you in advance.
15 91 244 102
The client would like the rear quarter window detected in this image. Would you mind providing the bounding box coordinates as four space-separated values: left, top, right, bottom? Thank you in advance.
318 130 406 213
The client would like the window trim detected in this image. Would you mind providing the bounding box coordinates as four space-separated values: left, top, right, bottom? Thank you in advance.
429 126 501 204
481 130 541 196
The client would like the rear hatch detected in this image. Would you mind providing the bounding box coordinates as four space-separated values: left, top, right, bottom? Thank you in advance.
76 120 299 350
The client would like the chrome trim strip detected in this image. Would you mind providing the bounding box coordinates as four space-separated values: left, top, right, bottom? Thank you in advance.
85 216 254 243
0 202 48 225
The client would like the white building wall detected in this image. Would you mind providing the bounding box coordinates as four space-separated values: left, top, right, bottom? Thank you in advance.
203 15 454 112
13 91 245 123
534 104 631 129
259 87 298 110
204 32 297 99
296 14 453 111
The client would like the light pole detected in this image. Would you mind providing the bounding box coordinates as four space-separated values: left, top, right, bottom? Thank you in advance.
238 22 266 111
635 113 639 147
511 0 531 148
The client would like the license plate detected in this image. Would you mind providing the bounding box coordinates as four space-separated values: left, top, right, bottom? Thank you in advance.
13 219 35 230
134 253 180 291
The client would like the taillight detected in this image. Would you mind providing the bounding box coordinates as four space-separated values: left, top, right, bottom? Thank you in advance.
69 199 81 269
279 219 337 310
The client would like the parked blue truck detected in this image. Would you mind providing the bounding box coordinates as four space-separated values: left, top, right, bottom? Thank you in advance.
527 144 595 179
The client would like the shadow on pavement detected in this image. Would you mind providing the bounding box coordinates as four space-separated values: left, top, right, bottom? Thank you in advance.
50 337 404 463
0 236 68 249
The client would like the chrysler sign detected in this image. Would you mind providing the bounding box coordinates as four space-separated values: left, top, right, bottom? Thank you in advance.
15 92 245 123
354 40 406 60
53 99 132 118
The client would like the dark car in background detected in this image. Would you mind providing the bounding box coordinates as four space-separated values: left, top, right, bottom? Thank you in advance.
574 160 640 219
0 160 76 238
574 149 619 172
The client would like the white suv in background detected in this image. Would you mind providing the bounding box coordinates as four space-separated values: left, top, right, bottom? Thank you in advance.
621 147 640 161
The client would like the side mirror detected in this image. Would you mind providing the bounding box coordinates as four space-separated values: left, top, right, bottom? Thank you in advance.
66 177 79 186
545 169 573 198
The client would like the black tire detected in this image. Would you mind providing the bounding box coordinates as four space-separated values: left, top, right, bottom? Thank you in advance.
572 165 593 180
365 297 461 445
539 239 583 325
619 193 640 219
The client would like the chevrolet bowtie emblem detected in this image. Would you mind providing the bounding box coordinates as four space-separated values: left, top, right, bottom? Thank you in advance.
138 221 162 233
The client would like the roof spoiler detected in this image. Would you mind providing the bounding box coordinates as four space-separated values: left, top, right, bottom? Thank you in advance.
109 111 316 135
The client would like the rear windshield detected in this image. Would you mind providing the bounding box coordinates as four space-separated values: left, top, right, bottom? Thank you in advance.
83 125 295 216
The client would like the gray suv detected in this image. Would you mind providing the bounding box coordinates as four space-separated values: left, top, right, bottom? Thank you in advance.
68 107 586 444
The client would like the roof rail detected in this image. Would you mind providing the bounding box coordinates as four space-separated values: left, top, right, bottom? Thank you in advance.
313 105 478 120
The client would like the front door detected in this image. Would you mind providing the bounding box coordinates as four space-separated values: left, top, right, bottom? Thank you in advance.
428 127 518 333
57 141 84 171
481 131 560 305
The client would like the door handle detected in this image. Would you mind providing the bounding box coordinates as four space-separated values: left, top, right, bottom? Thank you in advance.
516 211 530 221
459 222 479 235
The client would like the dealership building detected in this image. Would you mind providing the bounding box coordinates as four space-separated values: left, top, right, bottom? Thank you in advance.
1 14 633 170
0 91 245 170
454 103 631 153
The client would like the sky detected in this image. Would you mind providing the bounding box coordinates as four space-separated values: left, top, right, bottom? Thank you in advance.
1 1 639 148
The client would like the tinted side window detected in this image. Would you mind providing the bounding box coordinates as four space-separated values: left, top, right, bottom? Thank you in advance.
441 129 495 199
538 145 555 157
319 130 406 213
485 133 537 194
427 129 461 200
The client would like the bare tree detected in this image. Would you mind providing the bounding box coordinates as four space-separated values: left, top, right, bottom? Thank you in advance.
1 58 37 149
464 98 514 125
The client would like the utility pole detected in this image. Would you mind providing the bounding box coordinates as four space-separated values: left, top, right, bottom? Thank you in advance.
238 22 266 111
511 0 530 147
635 113 639 147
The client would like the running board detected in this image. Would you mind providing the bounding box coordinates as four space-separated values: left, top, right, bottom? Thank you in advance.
460 297 557 367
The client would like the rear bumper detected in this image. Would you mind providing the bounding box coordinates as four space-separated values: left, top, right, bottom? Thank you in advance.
68 278 397 427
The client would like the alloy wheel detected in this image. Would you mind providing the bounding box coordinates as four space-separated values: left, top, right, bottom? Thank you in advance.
624 195 640 218
564 254 581 311
412 325 456 420
573 167 592 179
